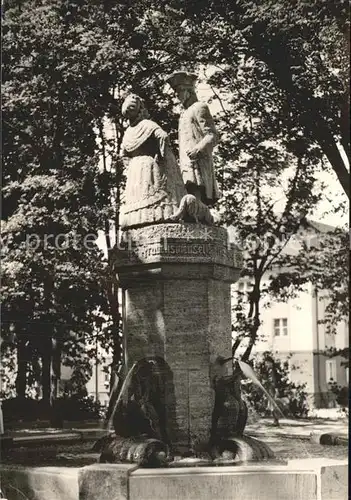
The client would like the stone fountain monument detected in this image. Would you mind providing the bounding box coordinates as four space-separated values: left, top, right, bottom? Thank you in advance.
1 75 347 500
100 75 273 464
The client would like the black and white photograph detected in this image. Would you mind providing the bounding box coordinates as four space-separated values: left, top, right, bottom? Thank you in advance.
1 1 349 499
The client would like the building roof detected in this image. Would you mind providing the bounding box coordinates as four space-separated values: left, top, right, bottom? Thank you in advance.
303 218 338 234
227 217 343 262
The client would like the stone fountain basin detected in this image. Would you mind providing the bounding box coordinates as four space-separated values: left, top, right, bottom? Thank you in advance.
1 422 347 499
1 458 347 500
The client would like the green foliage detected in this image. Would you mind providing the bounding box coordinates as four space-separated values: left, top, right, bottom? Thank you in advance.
62 356 94 399
243 352 309 418
328 382 349 409
324 347 349 368
2 395 103 423
55 395 104 421
2 398 50 424
1 0 187 399
2 0 115 400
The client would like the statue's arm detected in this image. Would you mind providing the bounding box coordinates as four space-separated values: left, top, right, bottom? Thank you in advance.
194 103 219 151
119 143 131 167
153 127 168 159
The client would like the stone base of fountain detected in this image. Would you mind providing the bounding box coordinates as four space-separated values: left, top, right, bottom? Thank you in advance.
1 458 347 500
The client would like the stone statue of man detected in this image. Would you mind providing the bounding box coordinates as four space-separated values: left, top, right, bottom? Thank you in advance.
166 71 220 206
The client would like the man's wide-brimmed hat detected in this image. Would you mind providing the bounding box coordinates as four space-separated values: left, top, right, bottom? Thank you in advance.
165 71 198 89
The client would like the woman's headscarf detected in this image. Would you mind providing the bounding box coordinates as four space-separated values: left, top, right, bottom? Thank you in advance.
122 94 149 119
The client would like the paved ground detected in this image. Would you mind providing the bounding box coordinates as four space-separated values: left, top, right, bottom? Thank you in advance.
246 417 348 439
4 416 349 442
307 407 348 420
1 417 348 467
2 415 348 468
245 417 348 461
5 427 107 440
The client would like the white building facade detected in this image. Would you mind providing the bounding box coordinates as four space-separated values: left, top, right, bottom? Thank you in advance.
230 219 348 408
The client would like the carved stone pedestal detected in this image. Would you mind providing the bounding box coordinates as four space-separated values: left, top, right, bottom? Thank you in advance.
113 223 242 451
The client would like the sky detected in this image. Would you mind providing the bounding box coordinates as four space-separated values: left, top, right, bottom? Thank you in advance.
310 169 348 227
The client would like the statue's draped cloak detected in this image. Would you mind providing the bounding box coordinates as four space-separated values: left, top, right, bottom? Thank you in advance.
120 119 185 229
122 120 159 154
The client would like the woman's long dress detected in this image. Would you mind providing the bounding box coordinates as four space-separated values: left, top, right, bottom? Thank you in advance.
120 119 185 229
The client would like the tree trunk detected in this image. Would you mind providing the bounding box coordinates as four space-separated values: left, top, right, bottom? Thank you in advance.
41 274 55 416
242 282 262 362
312 122 350 196
50 337 63 427
15 341 27 399
51 337 61 399
41 338 52 405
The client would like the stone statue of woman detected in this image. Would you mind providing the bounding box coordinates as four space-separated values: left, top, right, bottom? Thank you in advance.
120 94 186 229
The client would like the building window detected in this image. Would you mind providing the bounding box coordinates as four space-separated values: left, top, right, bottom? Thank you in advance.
345 367 349 384
236 281 253 293
326 359 337 383
273 318 288 336
104 371 109 383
